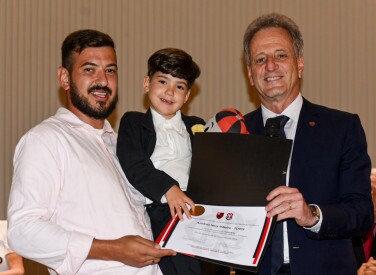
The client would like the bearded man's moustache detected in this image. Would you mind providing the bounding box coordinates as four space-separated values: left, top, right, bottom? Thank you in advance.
89 85 112 95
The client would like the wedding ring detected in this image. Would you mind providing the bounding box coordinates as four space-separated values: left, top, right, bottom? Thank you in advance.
289 201 292 210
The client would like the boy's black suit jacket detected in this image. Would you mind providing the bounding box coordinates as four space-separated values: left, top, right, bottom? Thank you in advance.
117 108 205 202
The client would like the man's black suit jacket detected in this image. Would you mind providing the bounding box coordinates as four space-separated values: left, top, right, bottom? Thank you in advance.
241 98 373 275
116 108 205 202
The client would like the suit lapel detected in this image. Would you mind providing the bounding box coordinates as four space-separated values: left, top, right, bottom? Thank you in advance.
245 100 321 190
244 108 264 135
142 109 199 146
141 108 156 133
140 109 157 155
289 99 320 188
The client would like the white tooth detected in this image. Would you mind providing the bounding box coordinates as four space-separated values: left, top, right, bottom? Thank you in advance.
93 92 106 97
266 76 280 81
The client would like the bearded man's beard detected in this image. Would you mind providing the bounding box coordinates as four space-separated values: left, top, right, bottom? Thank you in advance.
69 81 118 120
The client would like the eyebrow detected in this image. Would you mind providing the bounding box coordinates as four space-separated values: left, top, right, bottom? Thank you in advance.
155 73 188 85
80 62 118 69
176 81 188 86
253 48 290 60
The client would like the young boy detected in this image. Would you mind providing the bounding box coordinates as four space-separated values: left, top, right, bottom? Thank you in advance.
117 48 204 275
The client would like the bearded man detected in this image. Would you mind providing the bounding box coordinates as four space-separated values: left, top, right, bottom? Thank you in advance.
7 29 175 275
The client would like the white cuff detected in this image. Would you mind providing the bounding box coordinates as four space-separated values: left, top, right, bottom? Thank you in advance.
56 231 94 275
304 204 322 233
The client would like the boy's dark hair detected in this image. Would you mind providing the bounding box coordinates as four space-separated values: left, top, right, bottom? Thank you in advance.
147 48 200 89
61 29 115 73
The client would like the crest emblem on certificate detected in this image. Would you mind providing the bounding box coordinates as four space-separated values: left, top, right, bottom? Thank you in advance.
216 212 224 219
226 213 233 220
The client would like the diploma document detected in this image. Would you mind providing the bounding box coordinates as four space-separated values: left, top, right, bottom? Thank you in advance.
156 204 272 270
156 133 292 272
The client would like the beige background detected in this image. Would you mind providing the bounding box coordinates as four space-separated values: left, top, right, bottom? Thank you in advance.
1 0 375 222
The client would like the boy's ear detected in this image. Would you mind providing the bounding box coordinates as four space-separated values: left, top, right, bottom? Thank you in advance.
183 89 191 104
58 66 70 90
143 76 150 93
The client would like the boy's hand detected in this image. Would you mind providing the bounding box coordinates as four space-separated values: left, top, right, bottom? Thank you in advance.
165 185 195 220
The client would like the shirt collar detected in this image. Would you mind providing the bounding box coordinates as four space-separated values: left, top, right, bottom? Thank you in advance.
261 93 303 125
151 108 185 134
55 107 115 134
151 108 182 127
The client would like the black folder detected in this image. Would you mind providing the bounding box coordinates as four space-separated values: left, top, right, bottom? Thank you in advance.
186 132 292 206
185 132 293 272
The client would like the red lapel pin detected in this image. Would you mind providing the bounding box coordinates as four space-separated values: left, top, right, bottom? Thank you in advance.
309 121 316 126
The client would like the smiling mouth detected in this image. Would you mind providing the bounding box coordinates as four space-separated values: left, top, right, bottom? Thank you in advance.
91 91 108 98
161 98 173 104
265 76 283 81
89 85 112 96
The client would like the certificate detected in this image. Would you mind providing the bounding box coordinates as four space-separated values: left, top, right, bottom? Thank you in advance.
156 204 274 272
156 133 292 272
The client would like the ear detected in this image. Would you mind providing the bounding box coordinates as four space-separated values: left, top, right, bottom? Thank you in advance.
143 76 150 93
297 56 304 79
58 66 70 90
247 66 255 86
183 89 191 104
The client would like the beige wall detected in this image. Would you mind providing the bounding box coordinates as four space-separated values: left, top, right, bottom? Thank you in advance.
1 0 375 219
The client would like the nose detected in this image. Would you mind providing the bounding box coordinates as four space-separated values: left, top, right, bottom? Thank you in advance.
165 84 174 96
265 57 279 71
95 69 109 87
